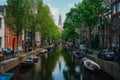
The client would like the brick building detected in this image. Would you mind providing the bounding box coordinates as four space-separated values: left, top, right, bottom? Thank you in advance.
111 0 120 49
4 25 22 50
0 5 22 51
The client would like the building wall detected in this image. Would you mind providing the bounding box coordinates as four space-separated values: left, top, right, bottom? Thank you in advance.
35 31 41 47
4 25 16 50
0 14 4 50
0 6 22 51
4 25 22 50
111 0 120 49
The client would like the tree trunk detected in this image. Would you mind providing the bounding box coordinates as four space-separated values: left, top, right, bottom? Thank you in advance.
41 35 45 47
32 26 35 50
89 27 92 48
16 28 19 54
24 29 26 52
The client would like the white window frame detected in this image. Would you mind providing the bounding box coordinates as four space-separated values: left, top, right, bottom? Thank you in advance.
112 5 116 14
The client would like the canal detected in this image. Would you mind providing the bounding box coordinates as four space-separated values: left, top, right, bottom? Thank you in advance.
10 46 115 80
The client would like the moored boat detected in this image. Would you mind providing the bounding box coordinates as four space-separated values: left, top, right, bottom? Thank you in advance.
80 57 89 64
20 60 34 68
0 73 14 80
83 59 101 73
33 57 39 63
41 49 48 53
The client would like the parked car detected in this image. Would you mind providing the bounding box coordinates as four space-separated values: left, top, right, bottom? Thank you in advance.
79 44 86 51
97 49 116 61
84 48 93 54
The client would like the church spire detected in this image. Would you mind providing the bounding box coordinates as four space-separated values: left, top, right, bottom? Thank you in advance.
58 14 62 26
58 14 63 33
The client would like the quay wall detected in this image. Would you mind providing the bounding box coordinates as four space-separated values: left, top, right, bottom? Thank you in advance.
0 48 41 73
82 53 120 80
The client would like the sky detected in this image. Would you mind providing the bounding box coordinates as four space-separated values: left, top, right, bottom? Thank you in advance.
0 0 82 25
43 0 82 25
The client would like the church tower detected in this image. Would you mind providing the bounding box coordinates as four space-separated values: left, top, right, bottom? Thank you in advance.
58 14 63 33
58 14 62 26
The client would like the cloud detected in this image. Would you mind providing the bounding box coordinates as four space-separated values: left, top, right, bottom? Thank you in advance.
68 3 75 8
50 6 59 17
47 5 59 25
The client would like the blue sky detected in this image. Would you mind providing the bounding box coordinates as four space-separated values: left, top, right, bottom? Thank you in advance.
43 0 82 25
0 0 82 25
0 0 7 5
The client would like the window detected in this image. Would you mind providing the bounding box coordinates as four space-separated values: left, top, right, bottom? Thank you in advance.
0 18 1 29
0 37 2 48
112 18 117 28
7 31 9 43
108 14 111 20
117 2 120 12
112 5 116 14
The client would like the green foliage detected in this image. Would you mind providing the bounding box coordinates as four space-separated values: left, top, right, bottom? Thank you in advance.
6 0 31 34
6 0 33 52
63 7 81 29
62 0 109 45
61 27 79 39
6 0 60 44
62 7 81 40
36 4 60 40
79 0 108 28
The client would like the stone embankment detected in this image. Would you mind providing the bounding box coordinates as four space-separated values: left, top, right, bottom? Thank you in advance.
0 48 43 73
82 52 120 80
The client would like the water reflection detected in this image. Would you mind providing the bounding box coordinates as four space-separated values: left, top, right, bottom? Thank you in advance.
10 47 115 80
58 56 62 70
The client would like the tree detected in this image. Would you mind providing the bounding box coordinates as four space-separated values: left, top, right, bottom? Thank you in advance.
6 0 32 52
78 0 108 47
62 0 109 47
62 7 80 41
36 3 60 46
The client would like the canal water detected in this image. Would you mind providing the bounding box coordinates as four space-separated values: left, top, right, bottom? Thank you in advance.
10 46 115 80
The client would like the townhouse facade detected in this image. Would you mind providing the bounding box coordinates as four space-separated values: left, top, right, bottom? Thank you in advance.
0 5 22 51
111 0 120 49
77 0 120 49
0 12 5 50
98 0 120 50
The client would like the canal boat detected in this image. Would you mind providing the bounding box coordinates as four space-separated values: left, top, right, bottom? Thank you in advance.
41 49 48 53
33 56 39 63
50 45 54 49
0 73 14 80
20 65 32 73
83 59 101 73
20 60 34 68
46 47 51 51
80 57 89 64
